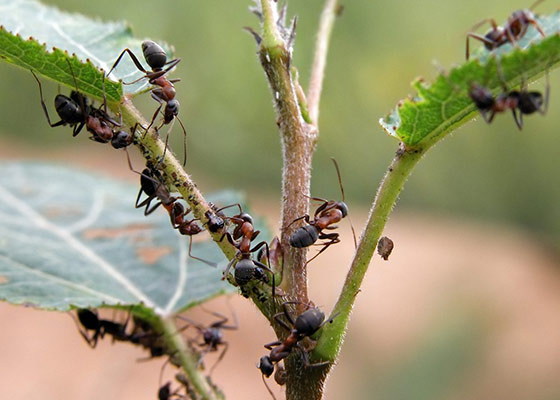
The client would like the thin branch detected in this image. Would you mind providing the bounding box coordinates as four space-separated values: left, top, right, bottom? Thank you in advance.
308 0 339 125
313 144 426 362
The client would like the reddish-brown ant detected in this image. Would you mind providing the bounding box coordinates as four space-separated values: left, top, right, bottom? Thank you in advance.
469 63 549 129
32 61 130 149
177 305 238 376
106 40 187 164
220 207 276 296
466 0 547 60
288 159 356 264
258 303 333 384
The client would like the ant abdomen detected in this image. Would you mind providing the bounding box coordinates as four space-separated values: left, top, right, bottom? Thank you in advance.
289 225 319 248
142 40 168 70
294 308 325 336
54 94 84 124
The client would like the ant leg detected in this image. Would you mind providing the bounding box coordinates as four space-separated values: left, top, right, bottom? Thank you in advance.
511 108 523 130
208 342 228 376
72 122 86 137
264 340 283 350
145 200 163 216
485 110 497 124
30 71 66 127
215 203 244 215
261 374 278 400
176 115 188 167
301 349 330 369
187 235 218 268
222 257 237 280
306 234 340 265
285 214 310 230
466 33 497 60
147 58 182 81
527 17 546 38
539 69 550 115
107 48 148 80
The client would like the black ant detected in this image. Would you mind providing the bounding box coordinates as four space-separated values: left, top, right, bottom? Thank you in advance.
106 40 187 164
158 382 186 400
177 306 238 376
288 159 355 264
258 303 332 380
32 61 129 149
469 64 549 129
466 0 546 60
73 308 130 348
220 207 276 296
130 159 215 266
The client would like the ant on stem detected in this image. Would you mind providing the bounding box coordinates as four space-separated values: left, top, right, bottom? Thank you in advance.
177 305 238 376
106 40 187 165
288 158 356 264
32 60 131 149
466 0 547 60
220 206 276 297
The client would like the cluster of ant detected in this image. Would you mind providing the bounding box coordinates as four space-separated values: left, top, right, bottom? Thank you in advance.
30 30 404 400
32 40 186 155
73 306 238 399
466 0 550 128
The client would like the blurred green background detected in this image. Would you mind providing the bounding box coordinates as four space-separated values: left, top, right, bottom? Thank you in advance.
1 0 559 247
1 2 560 400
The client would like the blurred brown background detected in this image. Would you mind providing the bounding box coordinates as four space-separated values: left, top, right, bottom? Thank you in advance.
1 0 560 399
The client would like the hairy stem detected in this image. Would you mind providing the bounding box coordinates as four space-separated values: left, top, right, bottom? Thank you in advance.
259 0 316 305
313 144 426 362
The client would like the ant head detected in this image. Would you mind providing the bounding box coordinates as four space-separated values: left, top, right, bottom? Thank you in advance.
238 213 254 225
468 82 495 110
337 201 348 218
142 40 167 70
166 99 180 116
111 130 133 149
294 307 325 336
258 355 275 377
205 211 225 233
483 27 504 48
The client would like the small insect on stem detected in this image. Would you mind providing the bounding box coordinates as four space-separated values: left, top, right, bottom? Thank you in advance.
106 40 188 165
287 158 357 264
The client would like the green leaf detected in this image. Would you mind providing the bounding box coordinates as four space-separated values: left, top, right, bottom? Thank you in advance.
0 163 261 316
0 0 174 101
380 11 560 148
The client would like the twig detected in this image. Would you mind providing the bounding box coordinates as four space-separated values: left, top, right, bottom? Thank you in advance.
308 0 339 125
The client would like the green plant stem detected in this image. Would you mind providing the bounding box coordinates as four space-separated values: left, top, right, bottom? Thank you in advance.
307 0 339 125
314 144 425 362
160 317 222 400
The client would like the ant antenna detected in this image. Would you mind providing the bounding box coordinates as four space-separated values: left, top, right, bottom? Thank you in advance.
330 158 357 249
262 374 278 400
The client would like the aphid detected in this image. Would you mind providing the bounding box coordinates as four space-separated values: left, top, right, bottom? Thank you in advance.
466 0 546 60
